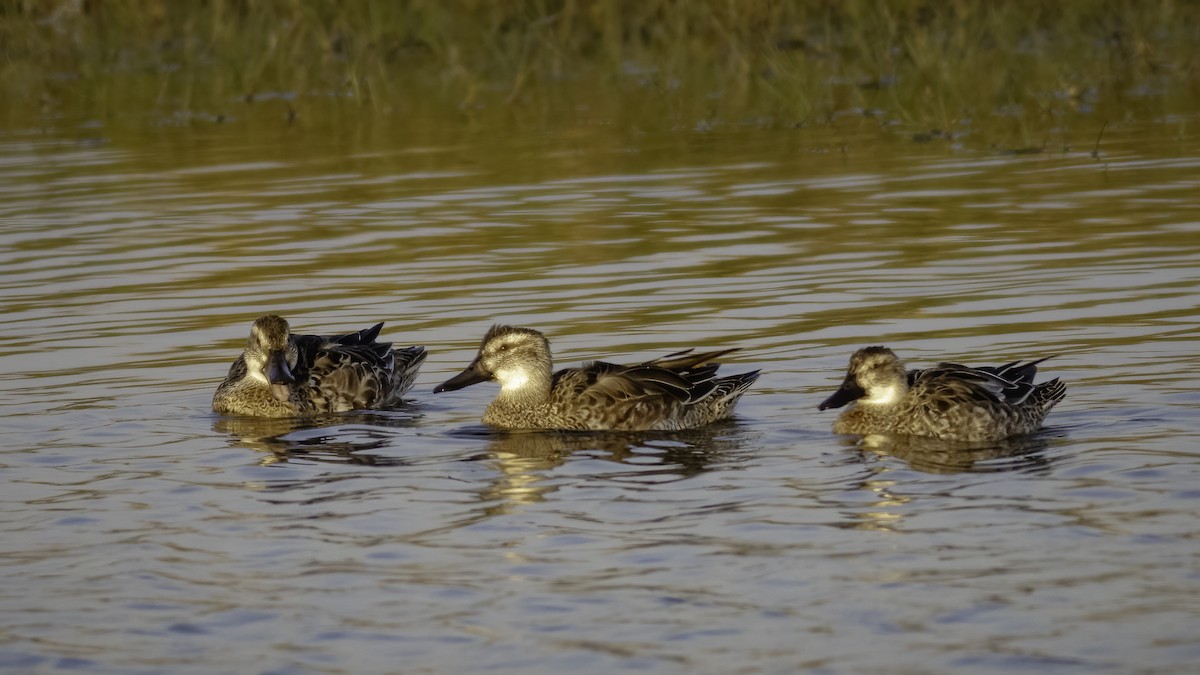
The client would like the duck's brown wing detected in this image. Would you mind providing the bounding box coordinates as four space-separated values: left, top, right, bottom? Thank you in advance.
918 363 1037 406
293 323 393 372
905 361 1063 440
292 348 390 412
973 356 1054 386
643 347 738 372
554 347 740 403
288 323 412 412
545 363 686 430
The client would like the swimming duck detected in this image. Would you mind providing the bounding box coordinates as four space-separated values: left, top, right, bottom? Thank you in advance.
433 325 760 431
213 315 426 417
818 346 1065 441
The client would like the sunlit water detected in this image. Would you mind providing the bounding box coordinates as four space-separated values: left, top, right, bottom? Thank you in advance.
1 108 1198 673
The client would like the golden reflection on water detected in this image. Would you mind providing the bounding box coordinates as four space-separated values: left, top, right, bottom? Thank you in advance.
842 475 911 533
476 432 576 512
856 433 1059 474
212 412 421 467
833 431 1063 532
476 427 753 514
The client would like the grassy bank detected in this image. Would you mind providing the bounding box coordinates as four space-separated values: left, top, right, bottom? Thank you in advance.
2 0 1197 143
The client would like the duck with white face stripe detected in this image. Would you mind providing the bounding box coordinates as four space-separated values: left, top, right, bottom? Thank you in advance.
435 324 760 431
819 346 1066 442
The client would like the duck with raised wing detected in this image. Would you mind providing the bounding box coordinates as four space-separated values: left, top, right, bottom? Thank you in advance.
213 315 426 417
434 325 760 431
818 346 1065 441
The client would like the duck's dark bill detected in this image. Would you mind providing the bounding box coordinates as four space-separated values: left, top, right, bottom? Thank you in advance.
818 377 866 410
434 363 490 393
265 351 296 383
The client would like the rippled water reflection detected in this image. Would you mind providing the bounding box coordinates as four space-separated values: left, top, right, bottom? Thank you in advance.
1 114 1198 672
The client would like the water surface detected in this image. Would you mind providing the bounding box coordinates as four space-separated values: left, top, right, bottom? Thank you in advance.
1 108 1198 673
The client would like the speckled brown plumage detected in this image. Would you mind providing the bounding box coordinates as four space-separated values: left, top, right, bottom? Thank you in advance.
213 315 426 417
434 325 760 431
818 346 1066 441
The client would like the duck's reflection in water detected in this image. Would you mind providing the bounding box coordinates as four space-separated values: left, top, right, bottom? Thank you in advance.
845 430 1064 474
468 422 754 515
831 430 1066 534
212 407 424 467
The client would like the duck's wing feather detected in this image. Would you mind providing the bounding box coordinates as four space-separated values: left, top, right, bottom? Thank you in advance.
552 362 690 404
289 324 410 410
711 369 761 400
300 347 390 410
322 322 384 347
553 347 740 407
293 324 394 371
643 347 739 371
974 356 1054 385
919 362 1038 406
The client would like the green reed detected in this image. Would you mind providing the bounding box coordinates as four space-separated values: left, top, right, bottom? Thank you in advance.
2 0 1196 143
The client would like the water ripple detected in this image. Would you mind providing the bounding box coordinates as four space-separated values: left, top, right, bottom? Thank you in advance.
0 124 1197 672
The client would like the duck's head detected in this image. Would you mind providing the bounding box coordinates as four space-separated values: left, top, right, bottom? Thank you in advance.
434 324 552 394
818 346 907 410
244 314 298 402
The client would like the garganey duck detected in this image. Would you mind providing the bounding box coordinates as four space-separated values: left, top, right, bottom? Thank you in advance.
434 325 760 431
818 346 1066 441
213 315 426 417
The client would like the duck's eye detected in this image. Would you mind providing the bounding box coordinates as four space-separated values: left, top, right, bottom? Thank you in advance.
497 343 510 352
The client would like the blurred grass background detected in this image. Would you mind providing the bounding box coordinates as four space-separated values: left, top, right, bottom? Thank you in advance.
1 0 1197 143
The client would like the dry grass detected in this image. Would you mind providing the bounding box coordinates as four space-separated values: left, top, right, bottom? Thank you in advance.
2 0 1197 141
